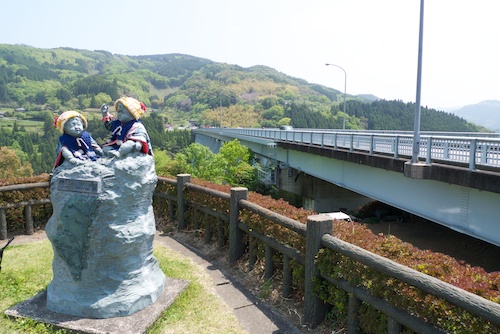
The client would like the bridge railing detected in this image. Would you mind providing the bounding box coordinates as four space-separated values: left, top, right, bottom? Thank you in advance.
196 128 500 170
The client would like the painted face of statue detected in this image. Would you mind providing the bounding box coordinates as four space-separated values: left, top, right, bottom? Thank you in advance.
64 117 84 137
116 102 136 123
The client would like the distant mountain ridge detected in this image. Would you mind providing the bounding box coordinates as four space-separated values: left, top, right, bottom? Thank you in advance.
450 100 500 132
0 44 486 132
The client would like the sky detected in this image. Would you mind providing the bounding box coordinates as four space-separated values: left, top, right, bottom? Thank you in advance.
1 0 499 110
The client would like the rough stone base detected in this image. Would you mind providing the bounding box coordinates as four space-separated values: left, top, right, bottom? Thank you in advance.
5 278 188 334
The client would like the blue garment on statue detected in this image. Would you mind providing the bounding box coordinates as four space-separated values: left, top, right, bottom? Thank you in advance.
107 120 137 148
59 131 98 161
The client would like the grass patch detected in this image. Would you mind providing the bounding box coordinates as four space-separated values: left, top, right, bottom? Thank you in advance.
0 239 245 334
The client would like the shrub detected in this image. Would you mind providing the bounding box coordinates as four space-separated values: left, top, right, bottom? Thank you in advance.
316 222 500 333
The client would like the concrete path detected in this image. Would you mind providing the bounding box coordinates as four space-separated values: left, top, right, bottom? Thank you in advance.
154 232 304 334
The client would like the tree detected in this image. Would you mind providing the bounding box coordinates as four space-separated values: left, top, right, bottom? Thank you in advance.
90 95 97 108
201 104 260 128
153 149 173 176
218 139 250 166
0 83 8 103
262 105 285 128
46 96 61 110
56 88 72 102
161 140 260 188
0 146 33 179
94 92 112 106
278 117 291 126
182 144 224 182
217 139 257 187
262 105 284 121
35 91 47 104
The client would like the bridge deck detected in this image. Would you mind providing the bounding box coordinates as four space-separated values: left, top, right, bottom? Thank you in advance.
194 128 500 247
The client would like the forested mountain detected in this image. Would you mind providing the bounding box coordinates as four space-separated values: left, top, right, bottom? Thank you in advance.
0 44 488 176
0 44 485 131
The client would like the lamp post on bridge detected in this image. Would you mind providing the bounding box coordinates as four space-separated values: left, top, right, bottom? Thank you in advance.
412 0 425 163
325 63 347 130
219 92 223 129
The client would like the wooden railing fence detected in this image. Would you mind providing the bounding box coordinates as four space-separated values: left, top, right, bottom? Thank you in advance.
0 182 50 240
159 174 500 333
1 175 499 333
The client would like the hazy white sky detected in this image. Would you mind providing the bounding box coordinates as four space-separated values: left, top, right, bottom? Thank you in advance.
1 0 499 109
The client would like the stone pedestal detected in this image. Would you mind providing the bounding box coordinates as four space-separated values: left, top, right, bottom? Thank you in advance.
45 153 166 318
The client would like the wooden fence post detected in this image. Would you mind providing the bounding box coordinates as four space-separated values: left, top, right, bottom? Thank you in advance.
229 187 247 265
24 204 34 235
283 255 292 298
0 209 7 240
168 199 175 223
305 214 333 328
265 244 275 280
176 174 191 230
387 317 402 334
347 293 361 333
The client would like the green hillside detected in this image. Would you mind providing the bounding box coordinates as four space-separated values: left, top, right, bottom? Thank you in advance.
0 44 486 131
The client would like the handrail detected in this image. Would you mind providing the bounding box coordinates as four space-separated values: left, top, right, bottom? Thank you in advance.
0 182 50 192
194 128 500 170
321 233 500 327
0 182 51 239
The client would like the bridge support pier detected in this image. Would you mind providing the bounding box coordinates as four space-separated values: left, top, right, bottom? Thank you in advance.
278 167 372 213
404 162 432 179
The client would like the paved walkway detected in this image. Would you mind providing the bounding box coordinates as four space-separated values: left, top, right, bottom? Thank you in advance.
154 232 304 334
3 232 303 334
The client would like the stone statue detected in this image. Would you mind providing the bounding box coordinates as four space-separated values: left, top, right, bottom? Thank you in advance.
46 101 165 319
101 97 152 158
54 111 103 168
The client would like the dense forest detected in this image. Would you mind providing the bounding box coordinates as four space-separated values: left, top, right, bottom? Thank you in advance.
0 44 488 175
0 110 192 175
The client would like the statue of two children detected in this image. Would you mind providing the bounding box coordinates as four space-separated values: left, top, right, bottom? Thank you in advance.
54 97 152 168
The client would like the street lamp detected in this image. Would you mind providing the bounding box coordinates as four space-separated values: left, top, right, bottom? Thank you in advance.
325 63 347 130
219 92 223 128
412 0 425 163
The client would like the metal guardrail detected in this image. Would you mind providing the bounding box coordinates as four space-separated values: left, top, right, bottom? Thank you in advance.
195 128 500 171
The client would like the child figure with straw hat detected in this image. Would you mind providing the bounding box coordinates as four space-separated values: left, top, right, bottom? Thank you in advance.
54 110 103 168
101 97 153 158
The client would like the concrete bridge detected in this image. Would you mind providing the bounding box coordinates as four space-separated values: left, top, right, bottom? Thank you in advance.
193 128 500 248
